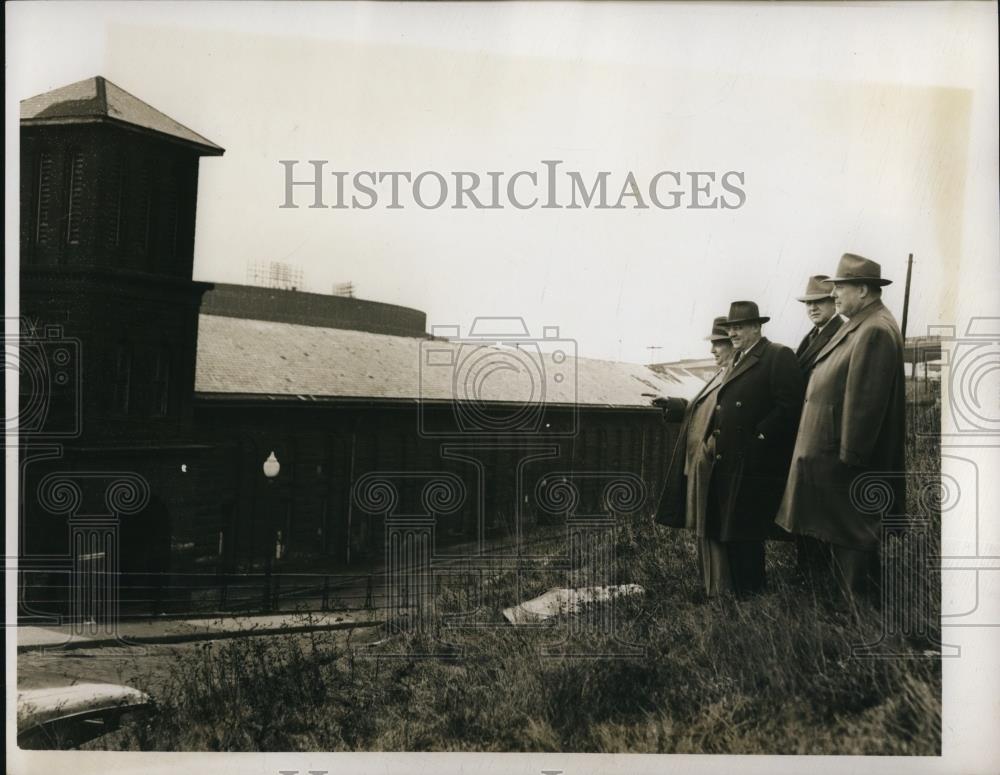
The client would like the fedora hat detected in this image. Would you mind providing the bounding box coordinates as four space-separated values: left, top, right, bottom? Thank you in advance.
724 300 770 326
828 253 893 286
796 274 835 302
704 315 732 342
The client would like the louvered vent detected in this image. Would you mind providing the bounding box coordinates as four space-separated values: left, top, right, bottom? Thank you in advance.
134 161 152 256
66 150 85 245
110 156 126 248
160 163 179 264
34 152 53 245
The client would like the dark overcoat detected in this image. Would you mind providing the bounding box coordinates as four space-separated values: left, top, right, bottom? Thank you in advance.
776 300 905 551
795 315 844 375
703 338 805 542
655 368 726 530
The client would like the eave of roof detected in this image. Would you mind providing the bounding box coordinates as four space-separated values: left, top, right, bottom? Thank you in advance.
192 392 660 412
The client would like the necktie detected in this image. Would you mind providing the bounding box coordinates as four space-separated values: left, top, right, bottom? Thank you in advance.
809 327 819 343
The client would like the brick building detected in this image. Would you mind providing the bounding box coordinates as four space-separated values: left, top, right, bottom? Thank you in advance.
18 77 692 615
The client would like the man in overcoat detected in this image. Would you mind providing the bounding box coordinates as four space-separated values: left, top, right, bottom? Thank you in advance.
702 301 805 594
654 317 736 595
776 254 906 597
795 274 844 376
791 274 845 571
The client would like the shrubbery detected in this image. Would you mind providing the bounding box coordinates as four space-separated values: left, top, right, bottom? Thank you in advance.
110 400 941 753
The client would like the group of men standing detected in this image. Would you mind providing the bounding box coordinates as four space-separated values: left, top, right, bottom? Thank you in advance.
655 253 906 599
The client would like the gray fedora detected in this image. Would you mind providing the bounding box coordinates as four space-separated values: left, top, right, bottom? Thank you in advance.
828 253 893 286
704 315 732 342
725 300 770 325
797 274 835 302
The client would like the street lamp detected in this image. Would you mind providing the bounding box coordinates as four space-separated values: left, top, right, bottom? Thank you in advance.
263 451 281 479
261 450 282 611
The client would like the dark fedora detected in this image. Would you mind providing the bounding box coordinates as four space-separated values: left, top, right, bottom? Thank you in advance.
828 253 893 286
704 315 732 342
725 300 770 325
796 274 835 302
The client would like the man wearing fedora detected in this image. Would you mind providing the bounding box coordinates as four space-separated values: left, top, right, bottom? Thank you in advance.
700 301 804 594
655 317 738 596
776 254 906 598
795 274 844 376
791 274 845 574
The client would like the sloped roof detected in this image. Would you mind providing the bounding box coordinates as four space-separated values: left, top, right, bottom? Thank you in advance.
20 76 223 155
651 358 716 383
194 314 702 406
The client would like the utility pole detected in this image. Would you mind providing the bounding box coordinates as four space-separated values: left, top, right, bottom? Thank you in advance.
646 345 662 364
901 253 914 340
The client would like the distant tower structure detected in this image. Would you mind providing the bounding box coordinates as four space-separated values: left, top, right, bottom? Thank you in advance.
246 259 304 291
333 281 355 298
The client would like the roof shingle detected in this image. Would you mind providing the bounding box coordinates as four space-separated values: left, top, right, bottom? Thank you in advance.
195 314 702 406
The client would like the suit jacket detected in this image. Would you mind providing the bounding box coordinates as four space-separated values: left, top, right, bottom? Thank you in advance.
776 300 905 551
655 367 726 529
703 338 805 542
795 315 844 375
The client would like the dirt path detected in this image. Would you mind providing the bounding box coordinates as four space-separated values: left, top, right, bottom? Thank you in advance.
17 627 381 693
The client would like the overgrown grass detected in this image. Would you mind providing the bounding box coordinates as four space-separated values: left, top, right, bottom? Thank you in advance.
108 401 941 754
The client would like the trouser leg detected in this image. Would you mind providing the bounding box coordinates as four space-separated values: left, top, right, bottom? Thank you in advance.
698 536 734 597
725 540 766 595
796 534 829 577
829 543 880 601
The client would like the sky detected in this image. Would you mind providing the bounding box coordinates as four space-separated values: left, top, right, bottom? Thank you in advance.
5 4 1000 773
6 2 999 366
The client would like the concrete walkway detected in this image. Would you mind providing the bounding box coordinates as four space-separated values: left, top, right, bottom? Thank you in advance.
16 609 382 653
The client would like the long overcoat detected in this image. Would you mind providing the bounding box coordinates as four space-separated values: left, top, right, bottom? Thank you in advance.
655 368 726 531
776 300 905 551
795 315 843 375
703 338 805 542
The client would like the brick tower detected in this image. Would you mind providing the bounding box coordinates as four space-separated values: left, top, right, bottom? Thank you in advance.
18 77 226 616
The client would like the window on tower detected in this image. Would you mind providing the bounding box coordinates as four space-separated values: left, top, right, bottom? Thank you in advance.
111 155 126 250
